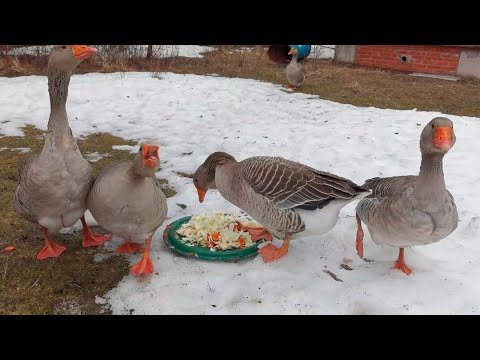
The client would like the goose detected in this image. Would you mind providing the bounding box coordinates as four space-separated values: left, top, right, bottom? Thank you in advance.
14 45 111 260
87 144 168 276
193 152 370 262
355 117 458 275
285 46 305 89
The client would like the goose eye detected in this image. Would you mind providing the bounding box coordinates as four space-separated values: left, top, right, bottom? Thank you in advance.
431 124 435 129
61 45 67 49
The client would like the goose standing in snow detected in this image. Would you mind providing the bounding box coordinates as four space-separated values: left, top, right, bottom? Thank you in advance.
355 117 458 275
193 152 370 262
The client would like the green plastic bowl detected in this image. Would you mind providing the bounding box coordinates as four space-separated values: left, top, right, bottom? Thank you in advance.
163 216 265 261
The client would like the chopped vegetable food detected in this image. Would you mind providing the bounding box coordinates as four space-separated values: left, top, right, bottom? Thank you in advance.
176 212 265 251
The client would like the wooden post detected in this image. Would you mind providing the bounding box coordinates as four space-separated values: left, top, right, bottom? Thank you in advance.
146 45 153 60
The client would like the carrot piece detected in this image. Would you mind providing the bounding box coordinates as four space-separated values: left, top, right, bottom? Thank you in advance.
205 234 215 248
211 233 220 241
3 246 14 252
238 237 246 248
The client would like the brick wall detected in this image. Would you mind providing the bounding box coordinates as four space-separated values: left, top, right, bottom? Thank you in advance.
355 45 463 75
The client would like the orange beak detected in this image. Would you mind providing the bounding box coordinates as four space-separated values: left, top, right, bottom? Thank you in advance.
433 127 453 150
72 45 97 60
288 48 294 55
197 188 206 203
142 144 160 168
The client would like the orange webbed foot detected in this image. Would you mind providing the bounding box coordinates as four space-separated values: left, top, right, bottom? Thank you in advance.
131 253 154 276
37 241 66 260
37 227 66 260
80 216 111 247
391 248 412 275
244 227 273 242
83 232 112 248
130 236 154 276
115 241 143 254
258 238 290 263
392 260 413 275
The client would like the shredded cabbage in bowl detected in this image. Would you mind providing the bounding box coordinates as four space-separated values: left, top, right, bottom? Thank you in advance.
176 212 263 251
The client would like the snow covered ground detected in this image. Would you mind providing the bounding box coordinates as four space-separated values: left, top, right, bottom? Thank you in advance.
1 72 479 314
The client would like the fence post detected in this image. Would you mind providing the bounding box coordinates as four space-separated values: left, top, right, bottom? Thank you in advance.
146 45 153 60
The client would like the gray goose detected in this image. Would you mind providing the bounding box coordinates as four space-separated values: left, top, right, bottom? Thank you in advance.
355 117 458 275
193 153 370 262
285 47 305 89
14 45 111 260
87 144 167 276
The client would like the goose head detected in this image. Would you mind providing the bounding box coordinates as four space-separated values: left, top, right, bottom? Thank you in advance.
131 144 160 177
48 45 97 72
420 117 456 155
193 152 236 203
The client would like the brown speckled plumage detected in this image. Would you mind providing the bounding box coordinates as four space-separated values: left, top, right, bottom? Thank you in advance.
194 152 369 239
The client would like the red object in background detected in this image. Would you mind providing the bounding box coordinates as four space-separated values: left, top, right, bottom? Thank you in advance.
267 45 292 64
355 45 463 75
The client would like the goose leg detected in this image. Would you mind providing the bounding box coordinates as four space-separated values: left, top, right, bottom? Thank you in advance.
37 226 66 260
244 227 273 242
355 213 364 258
392 248 412 275
258 235 290 263
81 216 112 247
115 240 143 253
131 235 154 276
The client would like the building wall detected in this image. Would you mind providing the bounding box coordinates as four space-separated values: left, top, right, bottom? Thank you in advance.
457 49 480 78
334 45 356 64
354 45 463 75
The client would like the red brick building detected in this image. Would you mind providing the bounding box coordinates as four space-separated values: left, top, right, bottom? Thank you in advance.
335 45 480 79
